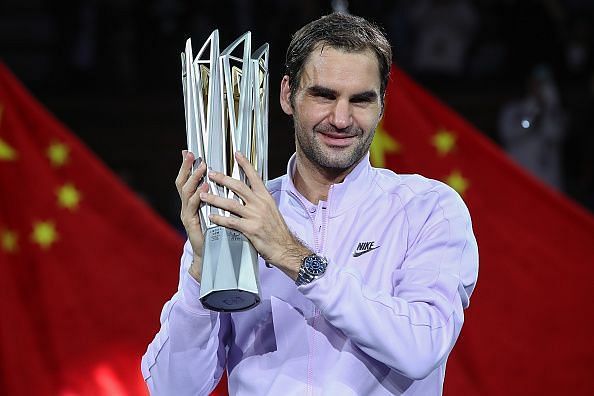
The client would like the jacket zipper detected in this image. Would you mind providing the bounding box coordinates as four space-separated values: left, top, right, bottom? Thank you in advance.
310 186 332 396
290 188 332 396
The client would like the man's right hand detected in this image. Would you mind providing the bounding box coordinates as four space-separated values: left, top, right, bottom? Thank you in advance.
175 150 209 282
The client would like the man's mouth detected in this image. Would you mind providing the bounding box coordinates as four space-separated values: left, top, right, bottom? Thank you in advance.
320 131 355 139
318 131 357 147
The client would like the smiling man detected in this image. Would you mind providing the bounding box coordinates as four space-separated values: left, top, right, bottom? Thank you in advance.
142 13 479 396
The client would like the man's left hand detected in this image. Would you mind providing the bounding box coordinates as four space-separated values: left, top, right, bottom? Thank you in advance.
200 152 310 280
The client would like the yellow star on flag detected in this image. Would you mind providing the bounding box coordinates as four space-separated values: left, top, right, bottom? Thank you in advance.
47 142 70 167
0 104 18 161
57 183 82 210
432 129 457 156
370 123 401 168
31 221 58 249
0 138 17 161
1 229 18 253
445 170 469 196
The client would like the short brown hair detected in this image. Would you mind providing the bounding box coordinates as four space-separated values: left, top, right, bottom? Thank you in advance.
285 13 392 105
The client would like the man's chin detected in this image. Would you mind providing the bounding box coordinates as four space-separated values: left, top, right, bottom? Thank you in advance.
298 137 364 171
315 150 361 171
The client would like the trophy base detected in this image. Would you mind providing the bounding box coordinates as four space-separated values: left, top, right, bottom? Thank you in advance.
200 289 260 312
199 225 261 312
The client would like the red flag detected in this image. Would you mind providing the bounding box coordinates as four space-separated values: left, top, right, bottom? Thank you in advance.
0 62 185 395
374 67 594 395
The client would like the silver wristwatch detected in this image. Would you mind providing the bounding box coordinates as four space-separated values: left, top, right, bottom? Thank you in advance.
295 253 328 286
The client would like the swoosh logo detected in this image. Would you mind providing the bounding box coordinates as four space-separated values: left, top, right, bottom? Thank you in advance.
352 246 380 257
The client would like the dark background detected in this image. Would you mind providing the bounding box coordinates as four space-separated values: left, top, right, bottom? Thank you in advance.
2 0 593 228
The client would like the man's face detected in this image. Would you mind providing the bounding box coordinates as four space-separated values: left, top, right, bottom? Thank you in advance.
280 46 383 171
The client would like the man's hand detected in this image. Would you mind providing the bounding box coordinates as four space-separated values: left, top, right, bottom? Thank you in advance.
200 152 311 281
175 150 209 282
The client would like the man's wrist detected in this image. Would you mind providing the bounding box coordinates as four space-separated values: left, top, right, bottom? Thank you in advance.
274 238 313 281
188 258 202 282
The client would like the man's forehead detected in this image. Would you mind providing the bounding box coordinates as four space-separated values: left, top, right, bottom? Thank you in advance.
303 44 378 70
299 46 381 91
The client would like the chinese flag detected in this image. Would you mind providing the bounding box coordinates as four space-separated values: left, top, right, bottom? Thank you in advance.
373 67 594 395
0 62 187 394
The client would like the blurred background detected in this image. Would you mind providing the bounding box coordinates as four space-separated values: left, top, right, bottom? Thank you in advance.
2 0 593 227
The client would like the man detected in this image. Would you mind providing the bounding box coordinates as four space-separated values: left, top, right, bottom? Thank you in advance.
142 12 478 395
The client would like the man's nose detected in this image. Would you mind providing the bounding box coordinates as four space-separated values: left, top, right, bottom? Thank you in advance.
330 99 353 130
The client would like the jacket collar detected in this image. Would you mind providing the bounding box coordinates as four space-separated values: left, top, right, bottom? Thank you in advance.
281 152 376 218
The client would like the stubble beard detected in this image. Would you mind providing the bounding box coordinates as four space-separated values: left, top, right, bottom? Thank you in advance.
294 117 376 172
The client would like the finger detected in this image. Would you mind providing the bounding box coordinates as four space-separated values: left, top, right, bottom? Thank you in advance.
208 214 244 232
175 150 195 196
181 159 207 201
208 170 253 202
185 181 209 217
200 192 248 217
234 151 268 194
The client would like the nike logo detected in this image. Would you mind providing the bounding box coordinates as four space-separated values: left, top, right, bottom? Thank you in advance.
353 241 380 257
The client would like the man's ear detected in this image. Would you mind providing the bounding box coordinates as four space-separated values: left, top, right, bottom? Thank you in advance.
379 94 386 118
280 75 293 115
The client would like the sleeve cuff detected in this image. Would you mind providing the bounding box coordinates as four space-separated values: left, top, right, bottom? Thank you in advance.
297 263 339 313
179 270 212 315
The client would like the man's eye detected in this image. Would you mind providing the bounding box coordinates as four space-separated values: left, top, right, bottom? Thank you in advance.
351 97 374 104
315 93 335 100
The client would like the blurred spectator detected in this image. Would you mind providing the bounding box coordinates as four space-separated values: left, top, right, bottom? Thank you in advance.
498 65 567 190
408 0 479 76
466 0 507 79
564 17 593 78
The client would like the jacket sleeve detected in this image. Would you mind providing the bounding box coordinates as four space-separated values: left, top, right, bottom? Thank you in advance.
299 186 479 380
141 240 230 395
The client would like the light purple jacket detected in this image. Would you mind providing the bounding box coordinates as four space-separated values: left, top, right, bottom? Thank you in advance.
142 154 479 395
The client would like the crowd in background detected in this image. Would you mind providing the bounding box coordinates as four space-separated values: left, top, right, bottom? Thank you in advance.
2 0 593 223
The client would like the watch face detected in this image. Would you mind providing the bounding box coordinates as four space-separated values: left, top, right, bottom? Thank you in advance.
305 255 327 276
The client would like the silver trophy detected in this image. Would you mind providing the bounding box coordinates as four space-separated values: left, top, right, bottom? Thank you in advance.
181 30 269 312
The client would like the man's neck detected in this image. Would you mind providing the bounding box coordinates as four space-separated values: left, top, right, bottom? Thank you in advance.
292 150 359 204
